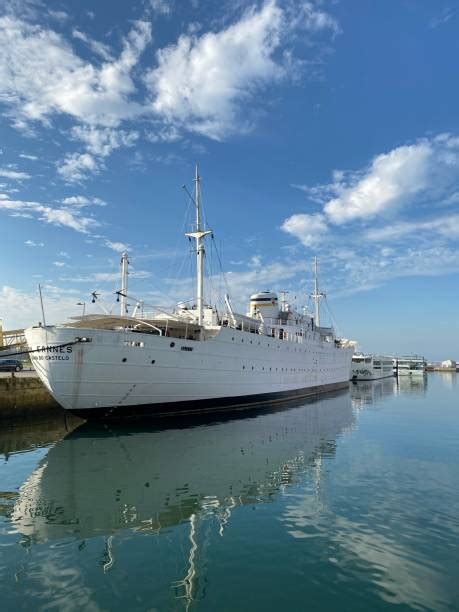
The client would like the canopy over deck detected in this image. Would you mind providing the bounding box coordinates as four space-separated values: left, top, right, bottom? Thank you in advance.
64 315 202 339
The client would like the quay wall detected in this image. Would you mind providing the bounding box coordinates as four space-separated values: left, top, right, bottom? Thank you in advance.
0 372 70 422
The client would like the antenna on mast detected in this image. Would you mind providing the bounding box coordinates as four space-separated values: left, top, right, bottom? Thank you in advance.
185 165 212 326
120 252 129 316
311 257 325 327
38 284 47 327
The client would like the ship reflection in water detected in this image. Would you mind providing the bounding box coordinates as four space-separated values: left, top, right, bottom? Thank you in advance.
9 392 354 608
350 373 427 408
3 374 458 612
12 393 355 544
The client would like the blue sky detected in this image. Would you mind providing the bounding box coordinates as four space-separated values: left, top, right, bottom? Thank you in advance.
0 0 458 360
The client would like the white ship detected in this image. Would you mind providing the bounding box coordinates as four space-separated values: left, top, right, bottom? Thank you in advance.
351 354 394 381
25 169 354 419
396 355 426 377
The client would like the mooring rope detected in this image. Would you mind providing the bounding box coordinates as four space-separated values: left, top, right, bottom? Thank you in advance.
0 340 86 360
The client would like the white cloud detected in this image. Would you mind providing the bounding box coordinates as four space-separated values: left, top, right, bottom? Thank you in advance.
289 2 340 35
324 142 433 224
61 195 91 206
329 245 459 298
57 152 99 182
365 222 421 243
0 0 339 197
280 134 459 298
53 261 66 267
157 257 312 313
72 28 114 62
0 16 155 181
219 259 312 310
249 255 262 268
284 134 459 253
25 239 44 247
56 126 139 182
365 213 459 242
0 285 81 329
145 124 181 143
61 195 106 206
292 135 459 226
39 207 98 232
281 213 328 247
145 0 337 139
19 153 38 160
0 196 99 233
105 240 129 253
48 10 69 24
0 17 151 129
71 126 139 156
149 0 172 15
0 167 31 179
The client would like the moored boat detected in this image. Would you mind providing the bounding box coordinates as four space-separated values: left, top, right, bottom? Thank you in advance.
25 168 355 419
351 354 394 381
395 355 426 377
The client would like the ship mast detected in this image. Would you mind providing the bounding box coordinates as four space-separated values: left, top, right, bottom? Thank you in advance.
120 251 129 316
311 257 325 327
185 166 212 326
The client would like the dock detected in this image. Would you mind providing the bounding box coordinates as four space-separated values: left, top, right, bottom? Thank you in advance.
0 371 68 422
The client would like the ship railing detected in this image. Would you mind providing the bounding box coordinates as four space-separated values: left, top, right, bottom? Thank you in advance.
221 317 320 345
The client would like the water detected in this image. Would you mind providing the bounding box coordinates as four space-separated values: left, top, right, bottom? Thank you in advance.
1 373 458 611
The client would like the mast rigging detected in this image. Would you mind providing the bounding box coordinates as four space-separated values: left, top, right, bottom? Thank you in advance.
185 165 212 326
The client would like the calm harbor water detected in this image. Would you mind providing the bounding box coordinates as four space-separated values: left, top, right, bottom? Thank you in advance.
1 373 458 611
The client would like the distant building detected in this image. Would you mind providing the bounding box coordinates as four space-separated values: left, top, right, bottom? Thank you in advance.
441 359 456 369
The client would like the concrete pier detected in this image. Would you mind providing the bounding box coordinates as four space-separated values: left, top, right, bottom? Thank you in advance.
0 371 71 422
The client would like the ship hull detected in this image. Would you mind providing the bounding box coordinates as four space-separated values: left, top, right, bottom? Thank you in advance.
25 325 353 420
351 371 393 381
69 381 349 419
397 370 426 377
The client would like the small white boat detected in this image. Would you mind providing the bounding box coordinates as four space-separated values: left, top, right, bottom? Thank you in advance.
351 354 394 381
396 356 426 377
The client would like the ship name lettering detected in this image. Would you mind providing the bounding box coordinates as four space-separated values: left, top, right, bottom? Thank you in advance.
31 354 70 361
36 345 73 354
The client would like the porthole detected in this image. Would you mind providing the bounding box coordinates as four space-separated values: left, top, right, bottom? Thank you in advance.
170 342 175 348
122 357 127 363
151 360 155 364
